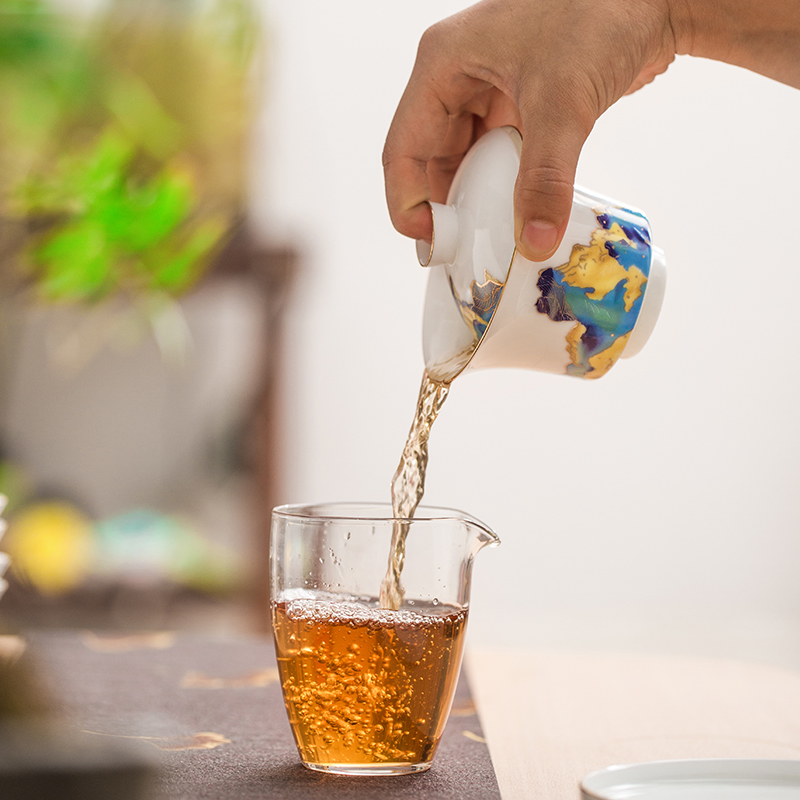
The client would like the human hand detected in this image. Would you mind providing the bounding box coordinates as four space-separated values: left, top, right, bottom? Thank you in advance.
383 0 678 262
383 0 800 263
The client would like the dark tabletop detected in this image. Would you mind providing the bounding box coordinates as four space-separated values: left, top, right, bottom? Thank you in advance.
22 631 502 800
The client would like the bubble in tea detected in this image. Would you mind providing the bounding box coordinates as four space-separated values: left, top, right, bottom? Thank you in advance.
272 595 467 771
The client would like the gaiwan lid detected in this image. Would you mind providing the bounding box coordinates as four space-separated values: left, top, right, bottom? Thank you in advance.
419 127 666 382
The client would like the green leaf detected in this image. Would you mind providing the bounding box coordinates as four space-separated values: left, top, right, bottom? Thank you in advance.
16 129 134 216
99 168 194 252
149 218 227 293
33 219 112 300
76 130 133 208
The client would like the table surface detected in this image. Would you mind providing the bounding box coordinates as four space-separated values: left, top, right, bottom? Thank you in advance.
467 647 800 799
12 633 800 799
21 631 501 800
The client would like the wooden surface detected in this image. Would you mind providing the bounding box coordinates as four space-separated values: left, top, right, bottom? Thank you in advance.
467 648 800 799
14 633 800 798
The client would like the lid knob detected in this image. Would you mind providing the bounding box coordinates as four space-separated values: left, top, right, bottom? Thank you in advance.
416 202 459 267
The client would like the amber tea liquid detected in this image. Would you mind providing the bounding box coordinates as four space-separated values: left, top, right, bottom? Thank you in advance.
273 596 467 772
380 371 450 610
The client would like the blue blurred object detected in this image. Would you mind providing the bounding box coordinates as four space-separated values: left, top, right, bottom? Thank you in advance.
94 508 238 592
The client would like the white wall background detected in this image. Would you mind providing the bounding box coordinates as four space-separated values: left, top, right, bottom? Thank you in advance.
253 2 800 666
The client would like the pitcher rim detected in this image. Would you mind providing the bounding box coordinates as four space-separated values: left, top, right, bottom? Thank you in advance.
272 501 500 544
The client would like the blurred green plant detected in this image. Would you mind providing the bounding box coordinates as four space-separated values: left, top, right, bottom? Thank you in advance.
0 0 259 305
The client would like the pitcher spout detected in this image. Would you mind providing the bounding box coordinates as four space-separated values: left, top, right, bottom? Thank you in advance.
460 511 500 557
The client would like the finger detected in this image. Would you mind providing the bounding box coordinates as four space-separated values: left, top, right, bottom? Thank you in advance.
426 113 479 204
384 14 502 243
383 75 452 243
425 87 522 206
514 84 594 262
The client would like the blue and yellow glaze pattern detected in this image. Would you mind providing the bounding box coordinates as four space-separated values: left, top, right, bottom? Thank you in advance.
442 205 652 380
536 207 652 379
448 271 505 340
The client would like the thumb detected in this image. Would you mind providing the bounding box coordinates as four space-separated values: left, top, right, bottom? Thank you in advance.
513 99 593 262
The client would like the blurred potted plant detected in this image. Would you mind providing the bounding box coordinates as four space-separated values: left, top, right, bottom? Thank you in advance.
0 0 273 625
0 0 260 354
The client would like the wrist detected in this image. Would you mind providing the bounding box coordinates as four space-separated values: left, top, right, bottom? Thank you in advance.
664 0 702 57
667 0 800 88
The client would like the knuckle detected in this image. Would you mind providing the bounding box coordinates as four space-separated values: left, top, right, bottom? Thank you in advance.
417 20 450 56
514 165 574 220
381 139 396 171
519 72 599 135
515 164 573 197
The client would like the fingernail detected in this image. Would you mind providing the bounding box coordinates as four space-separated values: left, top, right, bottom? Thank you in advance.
521 220 558 260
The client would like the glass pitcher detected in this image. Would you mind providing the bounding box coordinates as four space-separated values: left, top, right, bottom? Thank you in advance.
270 502 499 775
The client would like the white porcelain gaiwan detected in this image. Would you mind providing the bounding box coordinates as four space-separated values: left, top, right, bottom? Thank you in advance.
418 126 666 383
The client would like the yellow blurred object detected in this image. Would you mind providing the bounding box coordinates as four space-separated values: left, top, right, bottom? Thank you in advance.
7 503 94 595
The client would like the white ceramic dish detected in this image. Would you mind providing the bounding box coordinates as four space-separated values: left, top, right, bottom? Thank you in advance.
581 759 800 799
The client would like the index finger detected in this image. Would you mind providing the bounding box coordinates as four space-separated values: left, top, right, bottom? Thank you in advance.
382 78 454 243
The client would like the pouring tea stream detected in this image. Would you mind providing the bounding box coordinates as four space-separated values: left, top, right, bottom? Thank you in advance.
379 126 666 610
